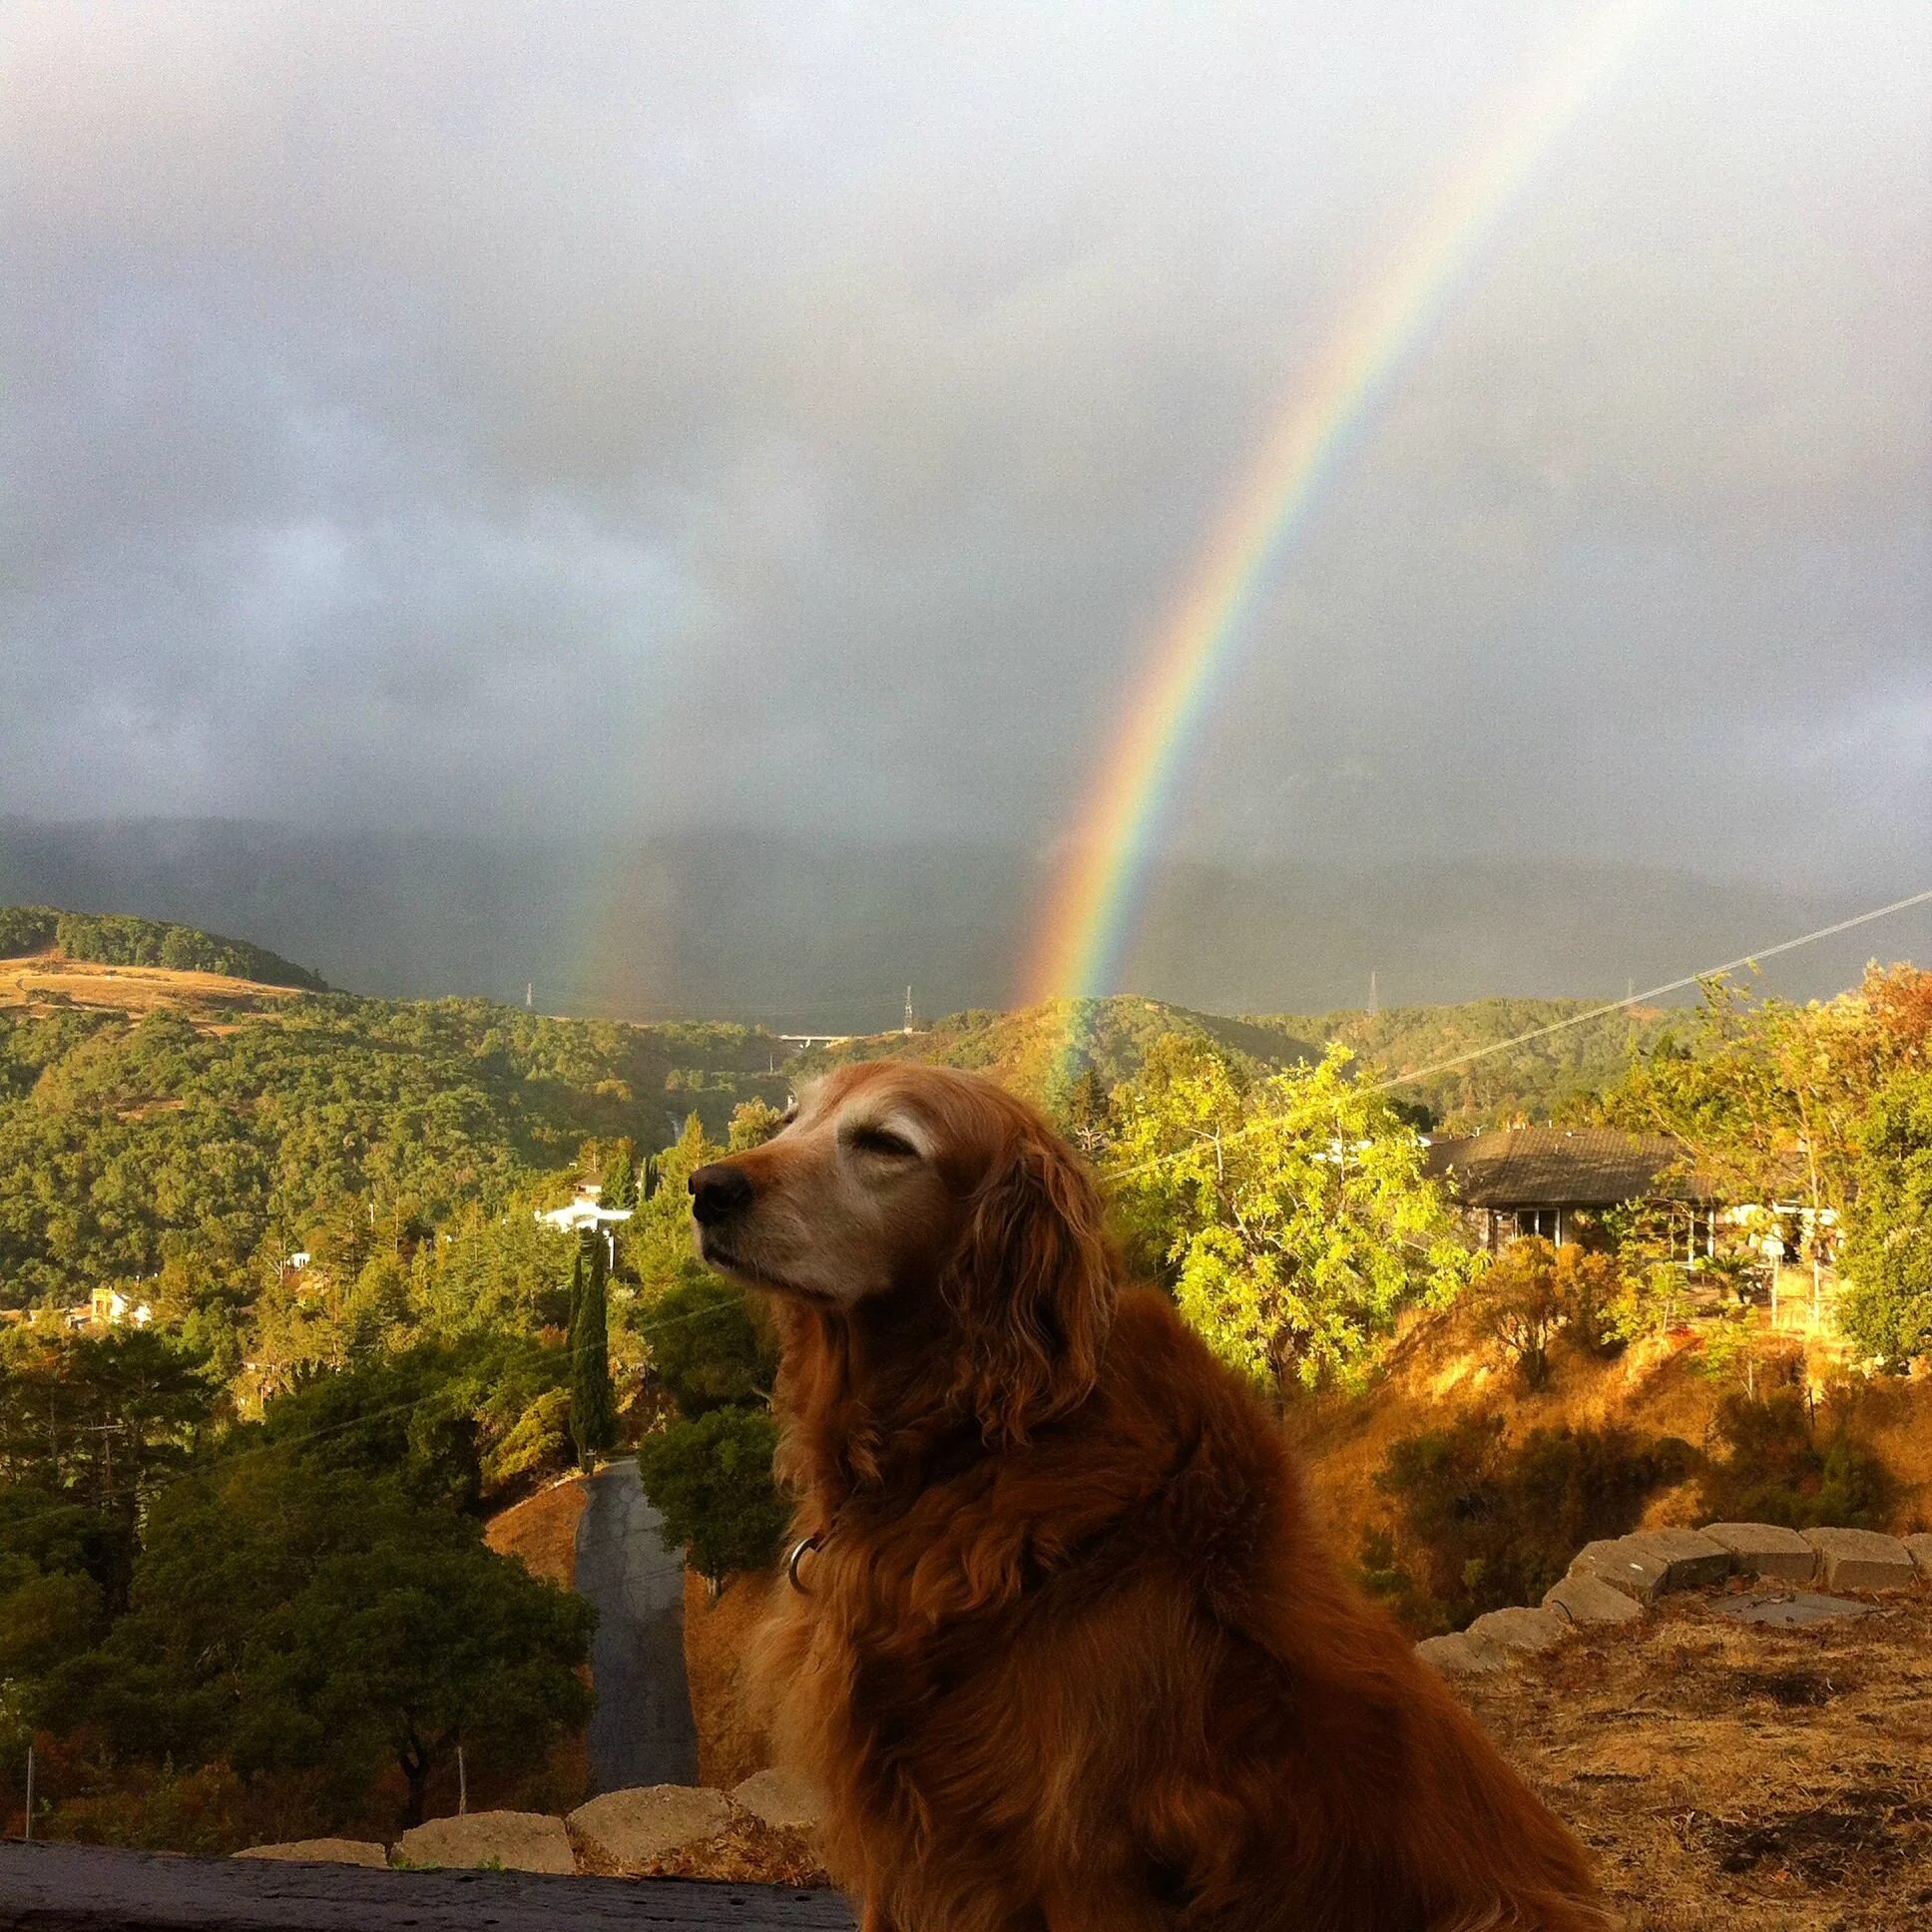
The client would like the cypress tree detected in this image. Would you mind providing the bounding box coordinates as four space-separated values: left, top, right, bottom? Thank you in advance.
568 1230 618 1467
602 1140 637 1213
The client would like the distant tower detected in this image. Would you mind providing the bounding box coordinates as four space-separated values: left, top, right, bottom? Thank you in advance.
903 986 916 1035
526 982 534 1010
1368 970 1378 1016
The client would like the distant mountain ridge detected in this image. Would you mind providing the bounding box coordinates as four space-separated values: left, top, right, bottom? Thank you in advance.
0 816 1884 1025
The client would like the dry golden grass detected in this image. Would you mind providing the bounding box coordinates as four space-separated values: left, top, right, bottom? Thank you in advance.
684 1566 781 1789
484 1475 590 1588
0 950 304 1024
1288 1297 1932 1552
1461 1595 1932 1931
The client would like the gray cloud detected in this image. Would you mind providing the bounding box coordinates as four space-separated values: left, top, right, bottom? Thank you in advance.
2 0 1927 911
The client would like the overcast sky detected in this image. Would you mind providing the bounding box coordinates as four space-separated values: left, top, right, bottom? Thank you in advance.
3 0 1928 900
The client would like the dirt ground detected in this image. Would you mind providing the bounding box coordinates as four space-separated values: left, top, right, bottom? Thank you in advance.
1459 1593 1932 1931
484 1474 591 1588
684 1566 780 1788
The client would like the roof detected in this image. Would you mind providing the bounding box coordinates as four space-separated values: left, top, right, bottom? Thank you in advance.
1423 1128 1717 1208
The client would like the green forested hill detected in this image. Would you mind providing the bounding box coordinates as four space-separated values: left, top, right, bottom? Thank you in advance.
0 993 788 1314
801 995 1318 1103
0 905 328 990
1245 998 1674 1128
804 993 1662 1129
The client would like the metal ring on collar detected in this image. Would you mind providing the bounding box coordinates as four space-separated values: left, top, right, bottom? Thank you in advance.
786 1533 823 1594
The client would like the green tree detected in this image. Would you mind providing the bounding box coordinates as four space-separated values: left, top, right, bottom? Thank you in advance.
1838 1065 1932 1364
726 1098 784 1151
601 1139 638 1212
636 1407 788 1594
1107 1038 1472 1396
66 1458 593 1828
648 1274 776 1417
568 1232 618 1466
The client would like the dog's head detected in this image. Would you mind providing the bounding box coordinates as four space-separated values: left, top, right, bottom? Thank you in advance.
690 1062 1113 1439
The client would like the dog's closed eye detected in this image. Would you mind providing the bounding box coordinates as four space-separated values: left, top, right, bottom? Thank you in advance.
847 1122 920 1160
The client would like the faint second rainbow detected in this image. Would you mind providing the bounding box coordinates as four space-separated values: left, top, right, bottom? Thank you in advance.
1027 0 1661 1009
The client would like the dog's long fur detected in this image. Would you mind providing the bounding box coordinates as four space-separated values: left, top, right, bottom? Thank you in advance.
696 1063 1607 1932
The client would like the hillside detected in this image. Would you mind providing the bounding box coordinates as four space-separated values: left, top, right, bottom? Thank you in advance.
0 967 790 1312
800 992 1662 1128
0 905 326 991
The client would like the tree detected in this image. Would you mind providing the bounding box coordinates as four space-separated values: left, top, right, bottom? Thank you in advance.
1474 1239 1564 1390
727 1099 784 1151
568 1231 618 1466
1106 1038 1473 1396
648 1273 776 1416
601 1139 638 1213
67 1459 593 1828
1062 1065 1113 1158
1838 1065 1932 1364
635 1407 788 1594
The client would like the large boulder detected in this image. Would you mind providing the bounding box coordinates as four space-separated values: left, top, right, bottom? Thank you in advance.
1542 1573 1645 1628
1803 1527 1917 1593
1699 1521 1818 1584
234 1838 389 1868
1415 1632 1507 1676
568 1784 735 1870
1464 1606 1570 1656
1902 1532 1932 1585
1567 1528 1730 1604
731 1767 826 1832
394 1809 575 1874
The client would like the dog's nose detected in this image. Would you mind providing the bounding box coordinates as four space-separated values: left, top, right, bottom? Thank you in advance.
689 1163 754 1225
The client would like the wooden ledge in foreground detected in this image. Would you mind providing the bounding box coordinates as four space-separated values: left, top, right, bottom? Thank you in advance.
0 1839 856 1931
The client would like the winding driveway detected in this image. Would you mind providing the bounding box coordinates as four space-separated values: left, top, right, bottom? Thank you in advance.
573 1455 700 1792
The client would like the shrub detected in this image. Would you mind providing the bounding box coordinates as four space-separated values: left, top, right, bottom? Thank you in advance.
1698 1388 1896 1530
1365 1414 1691 1634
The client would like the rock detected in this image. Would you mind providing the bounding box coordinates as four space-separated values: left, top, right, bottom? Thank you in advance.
1903 1532 1932 1585
1415 1632 1507 1676
1465 1606 1570 1655
1802 1527 1918 1593
1699 1521 1818 1584
233 1838 390 1868
730 1767 826 1832
1543 1573 1646 1628
568 1784 735 1869
1711 1590 1876 1628
394 1810 575 1874
1567 1528 1729 1604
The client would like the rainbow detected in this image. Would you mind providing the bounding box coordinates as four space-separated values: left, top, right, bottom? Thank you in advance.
1027 0 1662 1013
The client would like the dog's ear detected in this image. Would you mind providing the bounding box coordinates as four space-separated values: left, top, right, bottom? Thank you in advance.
942 1119 1115 1444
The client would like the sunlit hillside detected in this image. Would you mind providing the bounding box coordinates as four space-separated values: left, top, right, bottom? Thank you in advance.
800 991 1668 1129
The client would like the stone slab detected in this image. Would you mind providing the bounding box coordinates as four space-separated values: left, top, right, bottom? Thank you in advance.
395 1810 576 1874
1903 1532 1932 1585
1698 1521 1818 1584
1803 1527 1917 1593
1465 1606 1571 1655
234 1838 391 1868
1711 1590 1877 1629
1543 1573 1646 1628
1568 1528 1729 1603
569 1785 734 1868
730 1768 826 1832
1414 1632 1507 1676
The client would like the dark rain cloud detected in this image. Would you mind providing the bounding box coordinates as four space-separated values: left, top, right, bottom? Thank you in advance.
1 0 1927 894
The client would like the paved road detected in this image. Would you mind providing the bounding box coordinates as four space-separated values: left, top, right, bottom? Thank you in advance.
574 1456 700 1793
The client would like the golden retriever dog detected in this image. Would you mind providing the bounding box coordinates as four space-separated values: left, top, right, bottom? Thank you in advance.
690 1061 1607 1932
